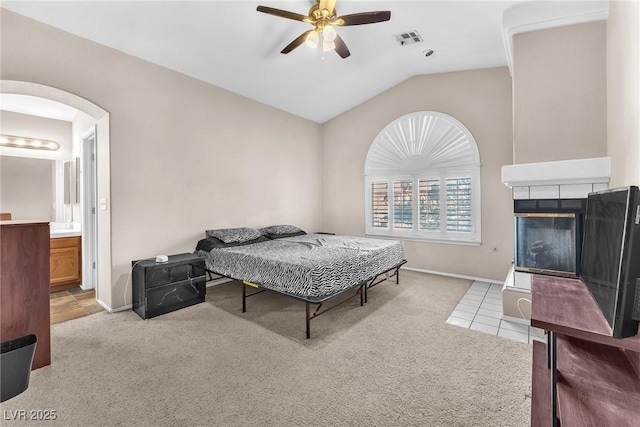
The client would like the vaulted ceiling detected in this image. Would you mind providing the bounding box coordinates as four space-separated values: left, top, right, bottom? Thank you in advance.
1 1 606 123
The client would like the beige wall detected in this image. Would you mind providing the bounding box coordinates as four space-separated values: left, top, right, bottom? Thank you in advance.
512 21 607 164
1 10 322 309
322 68 514 281
607 0 640 187
1 156 53 221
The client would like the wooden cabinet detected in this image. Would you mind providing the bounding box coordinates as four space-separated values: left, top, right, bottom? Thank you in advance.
50 236 82 292
530 275 640 427
0 220 51 370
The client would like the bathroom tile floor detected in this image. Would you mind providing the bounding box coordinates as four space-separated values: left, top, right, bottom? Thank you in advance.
50 288 104 325
447 280 546 344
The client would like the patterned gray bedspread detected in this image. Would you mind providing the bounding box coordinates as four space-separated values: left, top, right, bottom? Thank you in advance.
197 234 405 301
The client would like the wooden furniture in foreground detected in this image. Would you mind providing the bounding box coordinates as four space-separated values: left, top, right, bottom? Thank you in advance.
0 220 51 370
531 275 640 427
50 236 82 292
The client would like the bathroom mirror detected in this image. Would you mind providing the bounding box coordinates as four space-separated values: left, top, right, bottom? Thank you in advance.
64 159 79 204
0 155 55 221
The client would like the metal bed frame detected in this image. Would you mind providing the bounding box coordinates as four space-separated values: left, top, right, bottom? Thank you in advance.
206 260 407 339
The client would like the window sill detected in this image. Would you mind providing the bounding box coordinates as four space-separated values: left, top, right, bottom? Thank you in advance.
366 233 481 247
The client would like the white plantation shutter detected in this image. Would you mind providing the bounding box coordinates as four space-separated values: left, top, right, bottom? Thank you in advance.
419 178 440 231
393 180 413 229
446 177 472 232
365 112 479 175
364 112 481 245
371 181 389 229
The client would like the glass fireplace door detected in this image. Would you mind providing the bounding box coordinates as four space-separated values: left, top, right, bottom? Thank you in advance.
514 213 577 277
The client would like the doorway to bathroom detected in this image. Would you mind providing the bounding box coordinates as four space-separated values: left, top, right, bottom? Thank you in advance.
1 80 113 312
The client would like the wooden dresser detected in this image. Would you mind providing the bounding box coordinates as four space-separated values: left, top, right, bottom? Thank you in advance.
530 275 640 426
0 220 51 370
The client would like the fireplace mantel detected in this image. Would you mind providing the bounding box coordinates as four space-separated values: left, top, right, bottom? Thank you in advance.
502 157 610 188
501 157 610 200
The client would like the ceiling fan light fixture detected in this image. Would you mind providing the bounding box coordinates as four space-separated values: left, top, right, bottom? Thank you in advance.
305 30 319 48
257 1 391 59
323 24 337 42
322 38 335 52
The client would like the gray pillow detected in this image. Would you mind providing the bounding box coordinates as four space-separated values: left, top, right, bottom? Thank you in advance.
206 227 262 243
260 224 305 236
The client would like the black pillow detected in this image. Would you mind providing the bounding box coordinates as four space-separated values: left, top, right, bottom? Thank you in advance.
265 231 307 239
195 235 270 252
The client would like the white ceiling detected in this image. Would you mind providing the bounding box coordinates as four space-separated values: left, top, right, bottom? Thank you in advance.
2 1 591 123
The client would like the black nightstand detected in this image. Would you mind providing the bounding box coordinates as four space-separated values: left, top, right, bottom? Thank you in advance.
132 253 206 319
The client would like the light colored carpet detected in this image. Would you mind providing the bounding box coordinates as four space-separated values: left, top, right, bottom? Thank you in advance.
1 271 531 426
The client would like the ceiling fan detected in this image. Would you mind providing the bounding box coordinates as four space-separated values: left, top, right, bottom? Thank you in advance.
257 0 391 58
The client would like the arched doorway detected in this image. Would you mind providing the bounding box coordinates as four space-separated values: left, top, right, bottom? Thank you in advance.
1 80 113 309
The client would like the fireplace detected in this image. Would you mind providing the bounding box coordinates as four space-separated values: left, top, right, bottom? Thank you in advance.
513 199 586 277
500 157 610 321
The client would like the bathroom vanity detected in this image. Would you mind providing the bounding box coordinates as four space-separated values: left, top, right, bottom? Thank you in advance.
50 223 82 292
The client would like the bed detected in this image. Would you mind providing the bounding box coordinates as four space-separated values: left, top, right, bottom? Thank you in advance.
195 226 406 338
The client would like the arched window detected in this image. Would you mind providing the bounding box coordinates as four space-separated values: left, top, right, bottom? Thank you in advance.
364 111 481 245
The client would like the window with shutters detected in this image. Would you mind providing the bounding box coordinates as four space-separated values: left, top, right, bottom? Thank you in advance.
364 112 481 245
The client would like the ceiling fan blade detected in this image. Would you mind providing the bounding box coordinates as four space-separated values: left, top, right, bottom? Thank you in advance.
257 5 309 22
333 34 351 59
281 30 314 54
335 11 391 26
319 0 337 16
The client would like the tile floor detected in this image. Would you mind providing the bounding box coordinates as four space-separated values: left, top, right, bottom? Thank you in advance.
446 280 546 344
50 288 104 325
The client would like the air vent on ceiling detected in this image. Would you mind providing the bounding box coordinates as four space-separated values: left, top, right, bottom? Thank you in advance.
394 30 423 46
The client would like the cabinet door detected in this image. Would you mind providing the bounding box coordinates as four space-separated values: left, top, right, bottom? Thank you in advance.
1 222 51 370
144 263 204 288
144 278 206 318
50 246 80 284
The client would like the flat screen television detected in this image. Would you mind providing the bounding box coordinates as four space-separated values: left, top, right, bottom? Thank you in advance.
580 186 640 338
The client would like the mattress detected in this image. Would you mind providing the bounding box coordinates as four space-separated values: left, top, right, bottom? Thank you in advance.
197 234 405 301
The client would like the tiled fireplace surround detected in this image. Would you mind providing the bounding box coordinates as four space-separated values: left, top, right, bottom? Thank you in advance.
500 157 611 322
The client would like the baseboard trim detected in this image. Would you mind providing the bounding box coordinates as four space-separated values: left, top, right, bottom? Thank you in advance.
97 298 132 313
402 267 501 285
